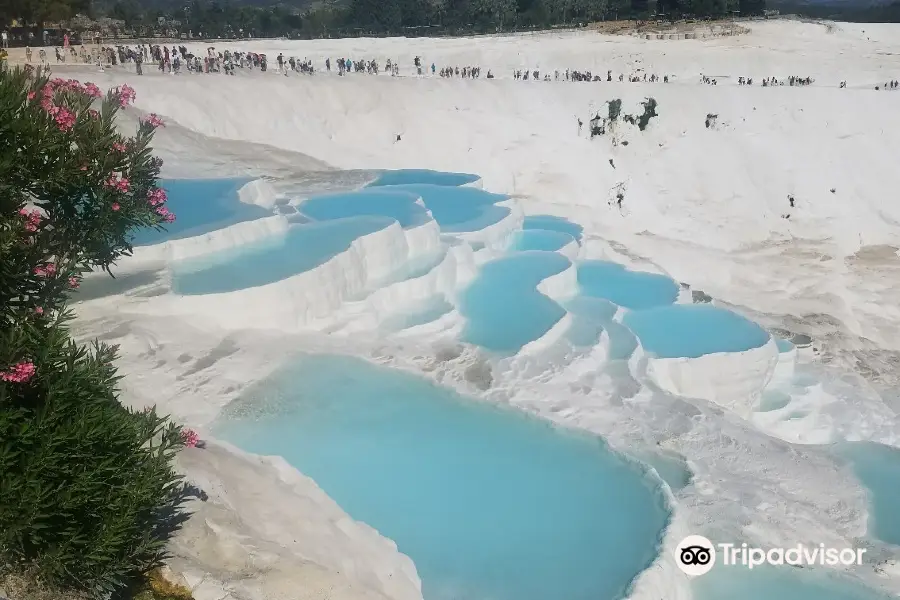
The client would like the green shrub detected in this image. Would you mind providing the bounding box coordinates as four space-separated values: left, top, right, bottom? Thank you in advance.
0 66 190 598
607 98 622 123
637 97 658 131
0 67 170 319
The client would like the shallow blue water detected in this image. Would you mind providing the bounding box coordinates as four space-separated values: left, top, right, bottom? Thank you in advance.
368 168 480 188
213 355 669 600
633 450 692 492
758 390 793 412
604 322 640 359
566 296 620 322
510 229 575 252
376 184 509 232
299 189 431 228
460 252 570 354
578 261 679 310
523 215 584 243
833 442 900 545
776 338 795 353
562 297 638 358
131 178 270 246
172 216 392 294
563 296 619 347
623 304 771 358
694 564 891 600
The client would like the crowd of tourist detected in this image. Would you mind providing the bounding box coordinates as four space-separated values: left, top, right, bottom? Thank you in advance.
136 44 270 74
515 68 671 83
437 65 486 78
12 41 898 92
763 75 813 86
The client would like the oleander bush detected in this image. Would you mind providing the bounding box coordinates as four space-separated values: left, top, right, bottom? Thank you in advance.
0 65 191 598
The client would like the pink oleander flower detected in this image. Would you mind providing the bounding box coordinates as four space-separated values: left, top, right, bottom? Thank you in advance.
141 113 165 128
68 276 79 288
104 174 130 193
27 91 35 100
154 204 176 223
19 208 41 233
63 79 85 95
116 84 136 107
33 263 57 277
84 82 102 98
54 107 76 132
147 188 167 206
0 362 36 383
111 202 120 211
181 428 200 448
34 307 44 315
112 142 127 153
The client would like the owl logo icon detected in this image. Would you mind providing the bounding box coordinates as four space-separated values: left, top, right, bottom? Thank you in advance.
675 535 716 576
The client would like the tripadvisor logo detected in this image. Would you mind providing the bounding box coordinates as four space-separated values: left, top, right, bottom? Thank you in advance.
675 535 716 576
674 535 867 576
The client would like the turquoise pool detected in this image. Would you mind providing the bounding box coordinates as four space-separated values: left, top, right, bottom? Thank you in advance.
213 355 669 600
623 305 771 359
375 184 510 233
298 189 431 228
694 563 891 600
172 217 392 294
633 450 692 492
833 441 900 546
131 177 270 246
367 168 481 187
577 261 679 310
509 229 576 252
460 252 570 354
523 215 584 243
776 338 795 353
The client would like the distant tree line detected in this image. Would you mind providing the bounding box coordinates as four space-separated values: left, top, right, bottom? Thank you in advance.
0 0 90 27
5 0 900 40
89 0 769 40
777 0 900 23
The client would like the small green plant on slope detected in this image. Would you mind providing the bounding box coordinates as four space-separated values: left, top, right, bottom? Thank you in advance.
607 98 622 123
0 66 193 598
637 97 658 131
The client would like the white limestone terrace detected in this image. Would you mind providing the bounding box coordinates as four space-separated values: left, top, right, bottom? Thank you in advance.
621 304 779 418
60 18 900 600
